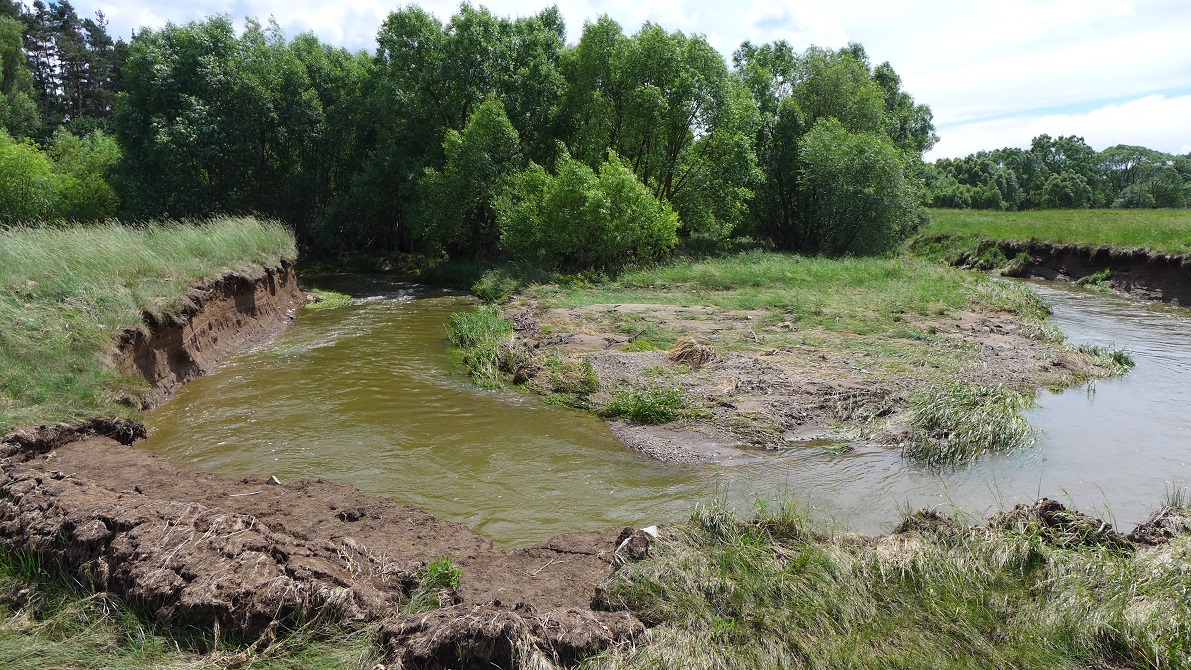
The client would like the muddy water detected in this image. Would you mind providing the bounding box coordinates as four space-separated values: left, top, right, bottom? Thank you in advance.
142 275 1190 546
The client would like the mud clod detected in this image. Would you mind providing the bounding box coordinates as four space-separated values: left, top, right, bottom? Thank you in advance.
1127 506 1191 546
987 498 1130 549
378 601 644 670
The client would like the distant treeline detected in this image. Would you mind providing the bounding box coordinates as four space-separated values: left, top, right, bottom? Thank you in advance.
0 1 939 265
926 135 1191 211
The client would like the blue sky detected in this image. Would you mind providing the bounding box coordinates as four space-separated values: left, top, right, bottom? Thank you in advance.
70 0 1191 158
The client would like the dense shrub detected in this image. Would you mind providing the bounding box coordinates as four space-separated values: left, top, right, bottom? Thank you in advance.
793 118 924 255
498 151 679 270
0 134 56 221
0 129 120 223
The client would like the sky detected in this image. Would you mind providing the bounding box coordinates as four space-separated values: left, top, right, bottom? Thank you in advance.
66 0 1191 159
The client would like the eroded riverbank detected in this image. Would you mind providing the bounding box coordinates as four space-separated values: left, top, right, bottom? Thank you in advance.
5 260 1191 668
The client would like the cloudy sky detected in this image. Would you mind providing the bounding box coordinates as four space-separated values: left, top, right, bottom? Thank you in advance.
68 0 1191 158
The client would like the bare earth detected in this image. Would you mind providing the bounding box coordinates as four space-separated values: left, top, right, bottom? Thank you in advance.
505 300 1106 463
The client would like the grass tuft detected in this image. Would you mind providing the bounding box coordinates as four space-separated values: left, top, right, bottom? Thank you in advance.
304 290 353 311
903 382 1037 466
405 557 461 614
445 304 515 388
599 387 705 425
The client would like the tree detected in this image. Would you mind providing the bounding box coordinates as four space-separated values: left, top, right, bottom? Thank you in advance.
0 14 38 136
562 19 758 237
793 118 923 255
498 150 679 269
735 41 931 249
0 131 56 220
115 17 327 225
416 97 524 258
47 125 119 219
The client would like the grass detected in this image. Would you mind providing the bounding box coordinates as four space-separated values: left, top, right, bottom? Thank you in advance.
922 208 1191 255
304 289 352 310
0 218 296 431
445 303 515 387
589 496 1191 670
902 382 1038 467
599 387 706 424
405 557 462 614
524 251 1052 341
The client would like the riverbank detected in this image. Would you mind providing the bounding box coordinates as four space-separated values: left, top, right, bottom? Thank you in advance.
0 223 640 668
0 219 299 430
452 251 1131 465
915 208 1191 305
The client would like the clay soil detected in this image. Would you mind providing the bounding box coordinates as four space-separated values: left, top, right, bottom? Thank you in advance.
505 299 1114 463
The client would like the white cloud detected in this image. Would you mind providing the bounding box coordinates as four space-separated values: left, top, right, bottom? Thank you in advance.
929 94 1191 158
67 0 1191 155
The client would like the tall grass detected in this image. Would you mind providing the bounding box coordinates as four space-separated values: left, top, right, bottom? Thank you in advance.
924 208 1191 255
903 382 1037 466
0 218 296 430
590 497 1191 670
445 304 515 387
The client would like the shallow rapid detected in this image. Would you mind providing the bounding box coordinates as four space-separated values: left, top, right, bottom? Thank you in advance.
141 275 1191 546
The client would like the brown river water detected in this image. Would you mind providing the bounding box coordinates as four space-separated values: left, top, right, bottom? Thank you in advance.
141 275 1191 547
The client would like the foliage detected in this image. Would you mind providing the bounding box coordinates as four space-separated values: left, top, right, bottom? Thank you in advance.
4 1 125 139
734 42 933 254
902 382 1036 466
562 19 759 238
498 150 680 270
927 135 1191 211
0 218 296 430
0 14 37 137
415 97 524 258
45 126 120 219
794 118 925 254
0 131 55 220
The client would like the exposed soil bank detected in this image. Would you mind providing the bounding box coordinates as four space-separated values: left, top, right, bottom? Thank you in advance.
2 264 643 667
972 239 1191 306
115 259 307 408
0 431 644 665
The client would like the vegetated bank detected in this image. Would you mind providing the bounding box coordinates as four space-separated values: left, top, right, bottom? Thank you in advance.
448 249 1132 467
913 208 1191 305
0 220 642 669
0 221 1185 670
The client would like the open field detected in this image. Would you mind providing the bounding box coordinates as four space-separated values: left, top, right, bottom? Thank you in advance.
924 208 1191 255
0 218 296 431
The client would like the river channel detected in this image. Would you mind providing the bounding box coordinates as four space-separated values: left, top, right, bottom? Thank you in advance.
140 275 1191 547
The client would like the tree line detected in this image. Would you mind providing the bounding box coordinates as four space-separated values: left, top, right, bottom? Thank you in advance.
8 2 936 265
926 135 1191 211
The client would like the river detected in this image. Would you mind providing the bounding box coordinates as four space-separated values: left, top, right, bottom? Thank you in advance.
140 275 1191 546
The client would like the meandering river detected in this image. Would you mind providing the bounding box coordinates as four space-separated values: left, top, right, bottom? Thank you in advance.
140 275 1191 546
